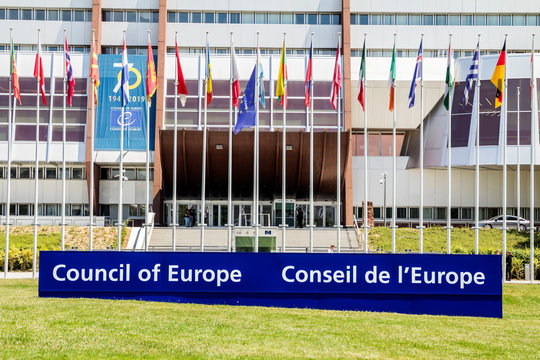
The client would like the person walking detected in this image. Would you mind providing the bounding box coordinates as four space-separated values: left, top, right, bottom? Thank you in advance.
506 251 513 281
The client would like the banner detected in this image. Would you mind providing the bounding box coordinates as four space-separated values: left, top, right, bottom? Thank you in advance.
95 54 155 150
39 252 502 318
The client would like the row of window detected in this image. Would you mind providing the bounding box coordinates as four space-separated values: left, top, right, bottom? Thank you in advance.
100 204 147 218
0 8 91 22
102 10 158 23
0 45 91 53
351 13 540 27
0 166 85 180
355 206 540 221
100 167 154 181
0 203 88 216
352 133 405 157
167 11 341 26
104 46 338 56
351 49 508 58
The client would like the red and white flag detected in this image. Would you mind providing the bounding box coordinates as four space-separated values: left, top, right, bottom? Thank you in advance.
175 39 188 106
231 41 240 108
330 40 342 110
65 35 75 107
34 34 47 106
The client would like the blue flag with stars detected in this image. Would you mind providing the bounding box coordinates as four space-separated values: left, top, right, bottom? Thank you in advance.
234 65 257 134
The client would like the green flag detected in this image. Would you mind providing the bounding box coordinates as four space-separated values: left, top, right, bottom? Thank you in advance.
444 40 453 110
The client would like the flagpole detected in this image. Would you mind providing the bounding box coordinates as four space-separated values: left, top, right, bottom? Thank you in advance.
391 33 397 253
309 32 315 253
254 32 260 252
530 33 536 283
362 33 369 253
173 31 178 251
447 34 453 254
118 30 126 252
201 31 209 251
419 33 425 253
4 28 13 279
502 34 508 281
33 28 41 278
62 29 67 251
475 34 482 254
517 86 521 232
282 32 287 252
337 32 342 253
90 30 96 251
228 32 233 252
145 29 151 252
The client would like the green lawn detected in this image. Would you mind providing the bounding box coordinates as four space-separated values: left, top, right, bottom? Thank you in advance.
0 280 539 359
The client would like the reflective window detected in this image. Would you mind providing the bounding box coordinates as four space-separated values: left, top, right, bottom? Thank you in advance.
22 9 32 20
461 15 472 25
423 15 433 25
126 11 136 22
358 14 368 25
435 14 447 25
332 14 340 25
229 13 240 24
295 13 305 24
0 9 5 19
45 168 56 179
396 15 407 25
474 15 486 25
384 14 394 25
8 9 19 20
371 14 381 25
255 13 266 24
205 12 214 23
268 13 279 24
102 10 111 22
448 15 460 25
62 10 72 21
513 15 525 26
409 14 420 25
281 13 292 24
72 168 84 179
500 15 511 26
487 15 498 25
139 11 150 22
410 208 419 219
320 13 330 25
152 11 159 23
112 10 123 22
308 13 317 25
242 13 254 24
217 12 227 23
527 15 537 26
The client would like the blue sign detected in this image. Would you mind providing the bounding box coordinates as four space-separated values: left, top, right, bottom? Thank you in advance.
95 54 155 150
38 252 502 318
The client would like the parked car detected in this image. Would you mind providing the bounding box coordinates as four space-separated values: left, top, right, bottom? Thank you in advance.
479 215 530 230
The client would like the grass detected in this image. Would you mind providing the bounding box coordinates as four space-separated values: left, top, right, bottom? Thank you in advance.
0 281 539 359
366 226 540 253
0 226 130 251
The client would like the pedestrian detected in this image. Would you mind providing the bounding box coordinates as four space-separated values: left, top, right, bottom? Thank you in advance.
296 206 304 228
328 245 336 253
184 210 190 227
189 207 195 227
495 249 500 255
506 251 513 281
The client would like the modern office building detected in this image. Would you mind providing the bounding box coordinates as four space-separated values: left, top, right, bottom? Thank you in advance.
0 0 539 229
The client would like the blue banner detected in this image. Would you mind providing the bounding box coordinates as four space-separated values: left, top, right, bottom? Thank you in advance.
38 252 502 318
95 54 155 150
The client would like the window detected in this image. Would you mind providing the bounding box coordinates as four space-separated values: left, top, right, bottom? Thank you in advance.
22 9 32 20
62 10 72 21
102 10 111 22
178 12 188 23
19 204 31 216
45 204 57 216
229 13 240 24
423 208 433 219
487 15 498 25
126 11 137 22
474 15 486 26
409 208 419 219
217 12 227 23
205 12 214 23
71 10 84 21
462 208 473 220
447 15 459 25
308 13 317 25
397 208 407 219
384 14 394 25
129 204 138 217
371 14 381 25
72 168 84 179
435 15 447 25
434 207 446 220
295 13 305 24
461 15 472 26
112 10 123 22
332 14 340 25
124 169 136 180
385 207 392 219
34 9 44 21
451 208 459 220
101 205 110 217
19 167 30 179
409 14 420 25
350 14 356 25
45 168 56 179
152 11 158 23
281 13 292 24
527 15 537 26
500 15 511 26
139 11 150 22
87 9 92 20
396 15 407 25
0 9 5 20
10 168 16 179
242 13 254 24
72 204 83 216
255 13 266 24
8 9 19 20
373 207 381 219
268 13 279 24
358 14 368 25
513 15 525 26
423 15 433 25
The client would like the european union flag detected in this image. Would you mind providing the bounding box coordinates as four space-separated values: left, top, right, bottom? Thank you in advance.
234 65 257 135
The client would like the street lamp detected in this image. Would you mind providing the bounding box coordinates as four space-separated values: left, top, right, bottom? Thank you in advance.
379 172 387 227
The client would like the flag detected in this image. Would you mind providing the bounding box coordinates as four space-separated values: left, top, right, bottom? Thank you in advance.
305 40 313 108
257 46 266 108
276 40 287 108
531 39 536 96
121 39 129 107
10 37 21 105
206 41 213 106
462 41 479 107
231 42 240 108
443 40 453 111
146 40 157 106
388 41 396 111
90 37 99 106
34 35 47 106
234 65 257 134
490 40 506 108
175 39 188 106
331 41 342 110
65 35 75 107
358 38 366 111
408 39 422 108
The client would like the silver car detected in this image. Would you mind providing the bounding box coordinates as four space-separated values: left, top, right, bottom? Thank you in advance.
479 215 530 230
